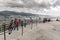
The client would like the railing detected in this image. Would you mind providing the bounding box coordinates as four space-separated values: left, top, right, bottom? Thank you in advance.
0 23 9 34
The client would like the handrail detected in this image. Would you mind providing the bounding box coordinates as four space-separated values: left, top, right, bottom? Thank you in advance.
0 31 8 35
0 23 9 35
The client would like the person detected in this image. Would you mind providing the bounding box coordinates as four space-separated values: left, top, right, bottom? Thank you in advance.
48 19 51 22
56 19 59 21
30 17 33 23
19 19 21 26
8 20 13 35
14 18 19 30
43 18 47 23
21 21 23 27
24 19 27 27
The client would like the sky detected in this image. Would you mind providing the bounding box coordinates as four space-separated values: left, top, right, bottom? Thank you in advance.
0 0 60 17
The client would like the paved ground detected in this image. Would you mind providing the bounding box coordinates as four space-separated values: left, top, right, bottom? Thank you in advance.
0 21 60 40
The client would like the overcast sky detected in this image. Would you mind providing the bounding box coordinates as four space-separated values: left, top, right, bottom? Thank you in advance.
0 0 60 17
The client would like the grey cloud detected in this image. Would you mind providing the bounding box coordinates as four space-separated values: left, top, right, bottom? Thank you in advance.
4 0 60 9
6 2 24 8
53 0 60 6
5 0 39 8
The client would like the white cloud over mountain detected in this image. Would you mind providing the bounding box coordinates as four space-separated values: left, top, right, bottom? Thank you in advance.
0 0 60 16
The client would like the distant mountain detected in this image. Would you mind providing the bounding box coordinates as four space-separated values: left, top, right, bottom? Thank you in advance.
0 11 38 17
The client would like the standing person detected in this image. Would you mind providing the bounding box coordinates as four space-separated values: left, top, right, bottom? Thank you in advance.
21 21 23 27
48 19 51 22
14 18 19 30
24 19 27 27
8 20 13 35
19 19 21 26
30 17 33 29
56 19 59 21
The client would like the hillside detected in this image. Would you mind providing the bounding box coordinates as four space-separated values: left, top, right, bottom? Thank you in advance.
0 11 38 17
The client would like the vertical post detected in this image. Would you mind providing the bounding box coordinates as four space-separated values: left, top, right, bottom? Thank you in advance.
36 20 37 27
4 25 6 40
22 25 23 36
36 17 37 27
31 23 32 30
30 17 32 30
2 23 6 40
21 21 23 36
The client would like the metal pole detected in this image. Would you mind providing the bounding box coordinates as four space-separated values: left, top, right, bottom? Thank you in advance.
36 22 37 27
21 21 23 36
31 23 32 30
22 26 23 36
36 20 37 27
3 24 6 40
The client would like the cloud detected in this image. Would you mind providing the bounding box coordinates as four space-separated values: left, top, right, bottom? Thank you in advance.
0 0 60 17
0 0 56 9
0 0 60 9
53 0 60 7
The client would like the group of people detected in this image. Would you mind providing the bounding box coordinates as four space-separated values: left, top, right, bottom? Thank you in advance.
8 18 19 34
8 18 28 34
7 17 52 34
43 18 51 23
8 17 51 34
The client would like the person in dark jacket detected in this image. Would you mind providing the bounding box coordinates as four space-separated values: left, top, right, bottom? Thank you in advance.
56 19 59 21
43 18 47 23
48 19 51 22
8 20 13 35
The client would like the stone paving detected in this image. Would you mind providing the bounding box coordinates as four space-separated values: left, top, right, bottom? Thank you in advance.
0 21 60 40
